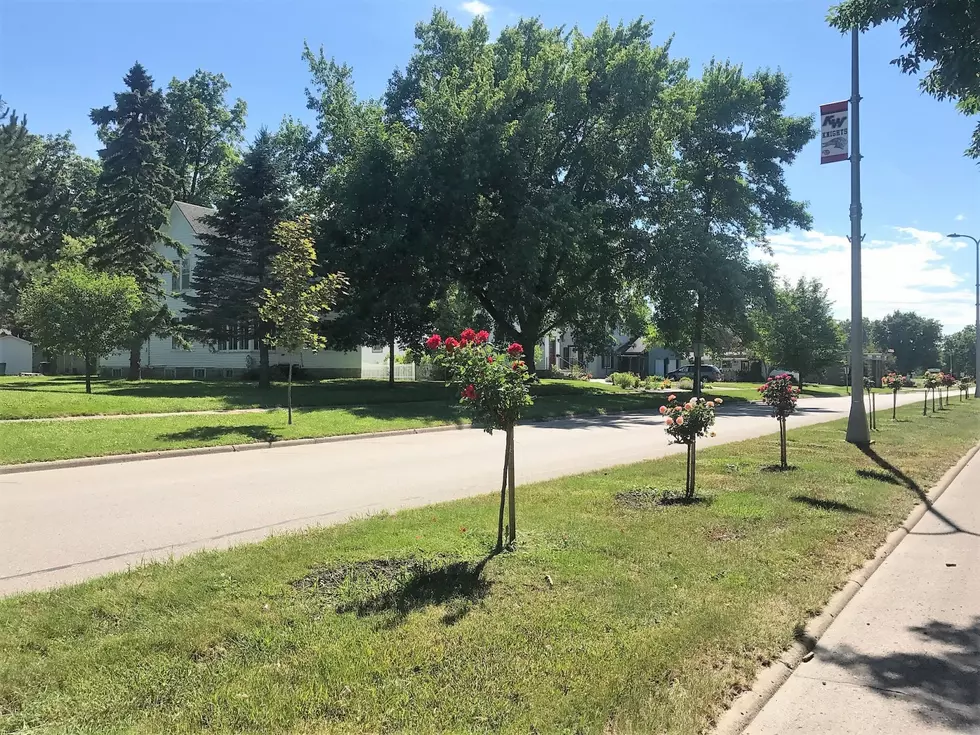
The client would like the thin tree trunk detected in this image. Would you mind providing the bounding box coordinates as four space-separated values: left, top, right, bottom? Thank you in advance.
507 427 517 546
287 361 293 425
893 391 897 420
84 353 92 394
686 443 693 498
388 315 396 387
923 390 928 416
497 435 509 552
780 417 787 469
932 388 936 413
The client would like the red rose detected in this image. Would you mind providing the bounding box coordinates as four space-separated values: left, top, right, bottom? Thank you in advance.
461 384 477 400
512 360 525 371
487 355 495 363
425 334 442 350
507 342 523 356
444 336 460 352
475 330 490 344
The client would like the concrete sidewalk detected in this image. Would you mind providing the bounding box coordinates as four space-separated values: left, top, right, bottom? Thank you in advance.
744 449 980 734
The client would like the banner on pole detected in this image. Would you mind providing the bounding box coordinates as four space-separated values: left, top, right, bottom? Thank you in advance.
820 101 849 164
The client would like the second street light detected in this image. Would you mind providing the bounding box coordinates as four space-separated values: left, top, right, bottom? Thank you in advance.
947 232 980 398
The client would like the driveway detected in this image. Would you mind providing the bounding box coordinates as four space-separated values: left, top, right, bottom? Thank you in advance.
0 392 923 595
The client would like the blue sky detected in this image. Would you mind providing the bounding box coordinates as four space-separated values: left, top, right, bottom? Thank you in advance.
1 0 976 331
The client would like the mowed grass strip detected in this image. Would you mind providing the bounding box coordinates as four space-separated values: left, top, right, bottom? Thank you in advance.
0 387 733 465
1 402 977 734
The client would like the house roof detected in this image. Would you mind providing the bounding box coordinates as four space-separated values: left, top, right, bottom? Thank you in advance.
173 201 217 237
618 337 647 355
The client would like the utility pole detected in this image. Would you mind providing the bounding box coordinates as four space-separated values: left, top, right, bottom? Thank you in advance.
845 26 871 444
947 232 980 397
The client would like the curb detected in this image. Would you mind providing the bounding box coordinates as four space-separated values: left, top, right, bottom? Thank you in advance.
712 439 980 735
0 407 648 476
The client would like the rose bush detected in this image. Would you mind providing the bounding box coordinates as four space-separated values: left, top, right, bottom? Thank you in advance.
427 329 533 550
758 373 799 468
660 394 719 499
881 371 910 419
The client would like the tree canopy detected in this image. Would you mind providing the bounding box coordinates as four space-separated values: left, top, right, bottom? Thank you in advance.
869 310 944 373
941 324 976 376
829 0 980 158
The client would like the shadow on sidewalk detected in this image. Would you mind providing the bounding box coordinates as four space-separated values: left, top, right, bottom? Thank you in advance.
857 446 979 538
819 617 980 730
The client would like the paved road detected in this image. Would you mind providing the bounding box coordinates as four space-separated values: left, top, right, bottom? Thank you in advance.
745 450 980 734
0 392 923 595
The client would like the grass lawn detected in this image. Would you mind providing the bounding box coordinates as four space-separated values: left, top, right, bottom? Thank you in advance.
2 401 977 734
0 384 748 465
0 376 859 421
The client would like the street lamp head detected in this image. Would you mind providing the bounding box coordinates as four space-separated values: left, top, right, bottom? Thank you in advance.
948 233 962 238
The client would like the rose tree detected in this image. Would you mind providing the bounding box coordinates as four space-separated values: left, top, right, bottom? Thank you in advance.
426 329 533 550
881 371 909 420
758 373 799 469
939 372 957 407
923 371 939 415
659 394 719 499
958 375 974 400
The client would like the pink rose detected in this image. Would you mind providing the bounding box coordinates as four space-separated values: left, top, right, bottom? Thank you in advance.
665 416 675 426
676 416 685 426
659 405 667 414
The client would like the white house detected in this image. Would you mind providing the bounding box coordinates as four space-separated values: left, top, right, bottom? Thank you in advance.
541 329 682 379
101 201 399 379
0 333 33 375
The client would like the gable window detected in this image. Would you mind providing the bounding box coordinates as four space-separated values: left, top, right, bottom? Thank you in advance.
172 258 192 292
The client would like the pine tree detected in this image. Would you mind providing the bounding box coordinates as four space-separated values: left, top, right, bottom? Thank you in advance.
184 129 290 389
88 63 178 379
0 100 33 248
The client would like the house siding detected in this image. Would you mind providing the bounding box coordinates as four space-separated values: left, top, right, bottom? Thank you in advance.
101 203 400 379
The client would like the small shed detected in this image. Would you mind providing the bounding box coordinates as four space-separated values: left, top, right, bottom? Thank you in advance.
0 334 34 375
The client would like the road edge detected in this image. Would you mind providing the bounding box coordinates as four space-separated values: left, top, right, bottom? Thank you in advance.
0 408 651 475
711 439 980 735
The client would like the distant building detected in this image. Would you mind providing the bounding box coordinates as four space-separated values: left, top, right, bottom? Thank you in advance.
101 201 400 379
541 330 681 378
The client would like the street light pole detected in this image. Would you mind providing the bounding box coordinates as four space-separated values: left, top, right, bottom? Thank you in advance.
846 26 871 444
948 232 980 398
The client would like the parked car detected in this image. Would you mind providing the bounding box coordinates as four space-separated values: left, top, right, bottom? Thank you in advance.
667 364 722 382
768 368 801 383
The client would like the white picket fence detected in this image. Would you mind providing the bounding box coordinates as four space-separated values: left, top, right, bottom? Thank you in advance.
360 363 416 381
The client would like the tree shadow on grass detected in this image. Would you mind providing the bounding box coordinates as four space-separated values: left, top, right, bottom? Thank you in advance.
158 425 280 443
819 617 980 731
760 465 799 473
298 553 497 627
791 495 868 514
857 445 979 538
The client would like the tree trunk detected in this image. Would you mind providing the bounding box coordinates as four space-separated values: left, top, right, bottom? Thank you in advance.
127 342 141 381
287 361 293 425
507 426 517 547
84 353 92 394
923 390 928 416
893 390 897 420
497 435 510 552
780 417 787 469
388 317 396 387
686 438 697 500
258 341 271 390
932 388 936 413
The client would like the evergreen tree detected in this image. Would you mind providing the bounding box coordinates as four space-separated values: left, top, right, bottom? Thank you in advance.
0 99 32 248
88 63 178 379
184 129 290 389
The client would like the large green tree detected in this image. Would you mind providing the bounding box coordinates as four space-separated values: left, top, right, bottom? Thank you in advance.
751 278 844 383
869 310 943 373
650 61 816 394
184 129 291 389
304 54 439 384
164 70 247 206
88 62 179 379
19 264 141 393
385 12 682 373
829 0 980 158
941 324 976 376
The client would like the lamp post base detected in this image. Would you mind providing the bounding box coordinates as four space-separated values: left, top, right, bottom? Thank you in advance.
846 399 872 444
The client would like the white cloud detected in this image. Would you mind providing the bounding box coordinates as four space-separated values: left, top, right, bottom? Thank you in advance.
955 213 966 222
460 0 492 14
755 226 974 332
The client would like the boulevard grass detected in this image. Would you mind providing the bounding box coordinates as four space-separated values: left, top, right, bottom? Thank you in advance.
2 401 977 734
0 383 750 466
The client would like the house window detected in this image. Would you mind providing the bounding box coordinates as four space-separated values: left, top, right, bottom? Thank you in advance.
193 367 206 379
216 322 252 351
172 258 192 292
224 369 235 379
601 353 613 370
110 367 122 378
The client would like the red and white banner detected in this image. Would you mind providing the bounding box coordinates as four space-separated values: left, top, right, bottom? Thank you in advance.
820 101 849 164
